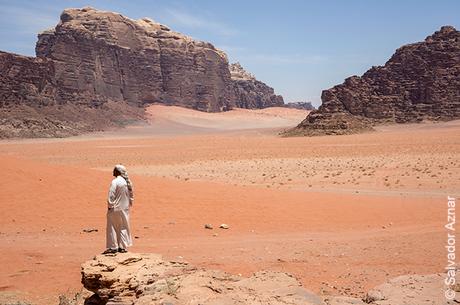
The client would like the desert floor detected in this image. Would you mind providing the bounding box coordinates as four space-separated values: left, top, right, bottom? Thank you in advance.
0 105 459 305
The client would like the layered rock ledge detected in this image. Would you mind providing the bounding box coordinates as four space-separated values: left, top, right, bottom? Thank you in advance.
80 253 457 305
289 26 460 136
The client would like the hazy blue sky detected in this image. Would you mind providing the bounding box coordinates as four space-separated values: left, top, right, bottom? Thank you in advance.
1 0 459 106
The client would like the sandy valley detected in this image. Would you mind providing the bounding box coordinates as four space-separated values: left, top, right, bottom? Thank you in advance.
0 105 458 304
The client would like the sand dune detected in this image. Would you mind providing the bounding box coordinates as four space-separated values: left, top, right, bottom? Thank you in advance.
63 105 310 139
146 105 310 130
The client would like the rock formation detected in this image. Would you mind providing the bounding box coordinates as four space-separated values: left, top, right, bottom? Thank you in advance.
230 62 284 109
0 7 284 138
360 273 458 305
0 51 145 138
284 102 316 110
80 252 458 305
35 7 235 112
81 253 323 305
291 26 460 136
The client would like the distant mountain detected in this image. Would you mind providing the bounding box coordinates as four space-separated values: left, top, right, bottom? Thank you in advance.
289 26 460 136
0 7 283 138
230 62 284 109
283 102 315 110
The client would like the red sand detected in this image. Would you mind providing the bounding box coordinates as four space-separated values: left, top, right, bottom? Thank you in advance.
0 106 458 304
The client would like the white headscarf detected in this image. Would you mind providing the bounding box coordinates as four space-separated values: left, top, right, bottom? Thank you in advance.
115 164 134 202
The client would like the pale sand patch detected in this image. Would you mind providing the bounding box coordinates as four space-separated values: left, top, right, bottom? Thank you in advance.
145 105 310 130
53 105 310 139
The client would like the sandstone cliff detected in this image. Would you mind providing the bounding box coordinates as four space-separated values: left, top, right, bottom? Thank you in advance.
230 62 284 109
0 50 144 138
291 26 460 136
0 7 284 138
35 7 235 112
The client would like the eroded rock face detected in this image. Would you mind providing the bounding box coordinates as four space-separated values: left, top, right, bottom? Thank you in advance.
81 253 324 305
81 253 456 305
0 51 145 138
0 51 56 108
36 7 234 112
292 26 460 136
230 62 284 109
0 7 284 138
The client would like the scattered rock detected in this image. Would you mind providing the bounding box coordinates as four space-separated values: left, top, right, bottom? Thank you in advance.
57 288 94 305
204 224 213 230
82 228 98 233
219 224 229 229
364 289 384 303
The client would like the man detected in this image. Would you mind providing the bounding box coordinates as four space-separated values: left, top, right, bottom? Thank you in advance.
103 164 134 254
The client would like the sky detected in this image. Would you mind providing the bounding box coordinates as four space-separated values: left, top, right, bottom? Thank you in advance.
1 0 459 107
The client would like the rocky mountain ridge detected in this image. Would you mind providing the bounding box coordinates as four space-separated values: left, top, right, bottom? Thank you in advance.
284 102 316 110
230 62 284 109
290 25 460 136
0 7 283 138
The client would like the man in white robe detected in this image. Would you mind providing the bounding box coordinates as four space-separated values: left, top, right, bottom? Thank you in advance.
103 164 134 254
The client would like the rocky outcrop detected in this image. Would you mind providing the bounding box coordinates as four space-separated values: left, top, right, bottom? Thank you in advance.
284 102 316 110
0 7 284 138
230 62 284 109
361 273 459 305
291 26 460 136
0 51 144 138
0 51 56 108
81 253 323 305
80 253 458 305
35 7 235 112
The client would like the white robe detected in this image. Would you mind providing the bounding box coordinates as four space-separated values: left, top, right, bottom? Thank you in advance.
106 176 133 250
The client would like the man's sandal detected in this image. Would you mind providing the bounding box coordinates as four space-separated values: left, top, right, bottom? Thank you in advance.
102 248 118 254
